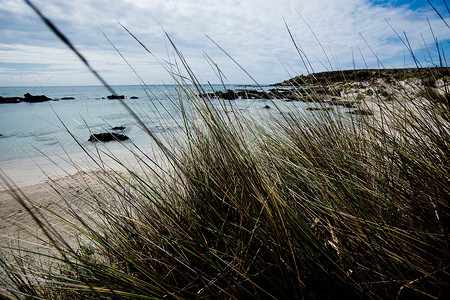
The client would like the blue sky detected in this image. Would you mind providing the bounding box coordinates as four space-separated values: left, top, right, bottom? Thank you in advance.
0 0 448 86
375 0 438 10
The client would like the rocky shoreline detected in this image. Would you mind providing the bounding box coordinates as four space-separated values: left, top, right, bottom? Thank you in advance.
0 93 52 103
0 94 139 104
2 67 448 115
201 67 449 114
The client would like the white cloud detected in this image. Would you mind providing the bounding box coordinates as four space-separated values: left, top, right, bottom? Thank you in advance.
0 0 448 86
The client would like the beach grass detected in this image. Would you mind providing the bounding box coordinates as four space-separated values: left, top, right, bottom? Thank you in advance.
1 67 448 299
1 2 449 300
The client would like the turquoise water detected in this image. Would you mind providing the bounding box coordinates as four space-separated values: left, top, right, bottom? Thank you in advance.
1 85 179 162
0 84 285 162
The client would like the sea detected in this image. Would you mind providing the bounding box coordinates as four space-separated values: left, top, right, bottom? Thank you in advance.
0 84 314 188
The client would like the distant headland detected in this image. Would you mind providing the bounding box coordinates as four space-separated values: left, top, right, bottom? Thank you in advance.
201 67 449 111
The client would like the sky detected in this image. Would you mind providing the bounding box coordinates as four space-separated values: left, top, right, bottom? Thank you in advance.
0 0 449 86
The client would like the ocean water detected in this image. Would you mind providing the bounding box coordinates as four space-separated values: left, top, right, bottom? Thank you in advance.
1 85 179 161
0 84 320 187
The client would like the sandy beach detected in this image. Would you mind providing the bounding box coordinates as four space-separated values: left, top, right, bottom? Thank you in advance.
0 170 109 259
0 145 168 259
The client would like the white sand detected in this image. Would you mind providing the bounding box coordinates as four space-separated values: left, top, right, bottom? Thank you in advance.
0 146 168 262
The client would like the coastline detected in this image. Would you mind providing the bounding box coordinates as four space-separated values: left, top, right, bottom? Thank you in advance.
0 155 82 191
0 143 165 191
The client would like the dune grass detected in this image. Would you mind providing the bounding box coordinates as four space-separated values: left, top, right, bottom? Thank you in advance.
1 2 450 299
1 65 448 299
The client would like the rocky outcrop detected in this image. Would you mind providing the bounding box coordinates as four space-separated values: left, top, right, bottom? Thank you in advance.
107 95 125 99
112 126 126 131
203 90 239 100
130 96 139 99
23 93 51 103
201 86 339 101
0 94 73 103
88 132 129 142
0 96 21 104
273 67 449 86
197 67 448 119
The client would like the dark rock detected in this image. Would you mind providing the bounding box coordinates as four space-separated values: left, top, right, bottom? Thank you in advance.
23 93 51 103
269 89 302 100
107 95 125 99
221 90 238 100
277 90 302 100
88 132 129 142
347 109 373 116
201 90 239 100
199 92 213 98
130 96 139 99
263 105 270 109
242 91 261 99
0 96 21 103
112 126 126 131
61 97 75 100
202 87 335 102
235 89 262 99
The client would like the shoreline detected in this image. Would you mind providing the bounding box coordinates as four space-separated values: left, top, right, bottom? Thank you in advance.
0 147 169 257
0 144 164 191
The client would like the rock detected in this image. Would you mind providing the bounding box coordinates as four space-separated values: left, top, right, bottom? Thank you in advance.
107 95 125 99
88 132 129 142
263 105 270 109
221 90 238 100
130 96 139 99
0 96 21 104
112 126 126 131
23 93 51 103
201 90 239 100
347 109 373 116
61 97 75 100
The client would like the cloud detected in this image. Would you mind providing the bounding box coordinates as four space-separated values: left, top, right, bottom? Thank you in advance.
0 0 448 86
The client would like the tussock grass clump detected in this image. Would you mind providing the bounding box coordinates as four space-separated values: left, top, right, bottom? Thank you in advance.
1 71 449 299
